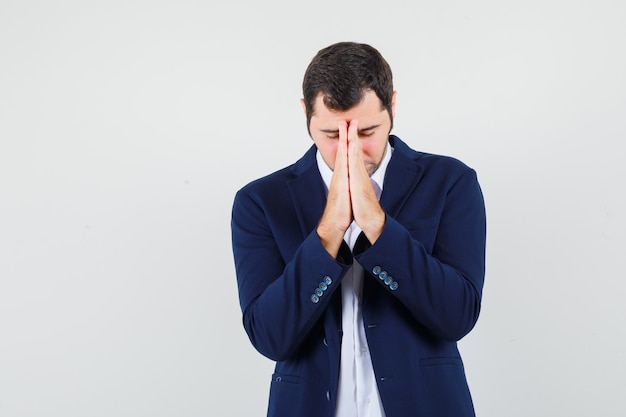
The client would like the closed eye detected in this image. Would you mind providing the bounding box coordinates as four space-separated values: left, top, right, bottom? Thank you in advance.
320 124 379 139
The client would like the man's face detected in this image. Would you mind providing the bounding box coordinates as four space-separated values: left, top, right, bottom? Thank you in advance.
306 90 396 177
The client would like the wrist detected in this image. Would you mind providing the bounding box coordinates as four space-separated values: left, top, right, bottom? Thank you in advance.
316 222 346 258
362 211 385 244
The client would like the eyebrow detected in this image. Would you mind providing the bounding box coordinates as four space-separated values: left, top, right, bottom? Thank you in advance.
319 124 381 134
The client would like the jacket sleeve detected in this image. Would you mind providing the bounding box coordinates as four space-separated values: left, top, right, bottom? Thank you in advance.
356 168 487 342
231 187 351 361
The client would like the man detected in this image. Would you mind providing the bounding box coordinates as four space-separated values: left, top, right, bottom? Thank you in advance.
231 41 486 417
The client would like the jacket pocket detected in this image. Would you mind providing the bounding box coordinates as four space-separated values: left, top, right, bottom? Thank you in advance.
267 373 304 416
270 372 300 384
419 357 475 416
420 356 463 367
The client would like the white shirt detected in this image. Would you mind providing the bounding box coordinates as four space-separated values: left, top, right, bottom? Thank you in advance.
316 142 393 417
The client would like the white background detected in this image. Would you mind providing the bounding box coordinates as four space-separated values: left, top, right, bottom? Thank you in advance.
1 1 625 416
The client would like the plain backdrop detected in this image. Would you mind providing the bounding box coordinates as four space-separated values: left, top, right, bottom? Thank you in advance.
1 1 625 416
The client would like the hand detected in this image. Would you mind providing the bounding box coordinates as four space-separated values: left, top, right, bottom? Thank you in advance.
316 121 352 257
347 120 385 243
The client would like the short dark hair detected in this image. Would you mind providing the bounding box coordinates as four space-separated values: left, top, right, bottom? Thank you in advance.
302 41 394 133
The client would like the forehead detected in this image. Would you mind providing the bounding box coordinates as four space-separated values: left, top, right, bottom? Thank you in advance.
311 91 386 125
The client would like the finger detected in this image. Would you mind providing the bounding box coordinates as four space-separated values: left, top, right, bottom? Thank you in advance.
347 120 367 175
347 119 359 143
336 121 348 170
347 120 360 158
338 120 349 142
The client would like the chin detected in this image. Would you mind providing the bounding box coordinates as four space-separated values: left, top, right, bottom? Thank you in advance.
366 165 379 177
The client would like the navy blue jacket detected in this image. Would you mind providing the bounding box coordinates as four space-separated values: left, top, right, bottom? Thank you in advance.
231 135 486 417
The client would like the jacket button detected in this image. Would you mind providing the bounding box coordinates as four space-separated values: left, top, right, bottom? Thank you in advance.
390 281 399 290
324 275 333 285
311 294 320 303
315 288 323 296
378 271 388 280
384 276 393 285
372 266 382 275
319 282 328 291
326 390 331 401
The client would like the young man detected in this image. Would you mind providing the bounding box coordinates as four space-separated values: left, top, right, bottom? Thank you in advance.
231 41 486 417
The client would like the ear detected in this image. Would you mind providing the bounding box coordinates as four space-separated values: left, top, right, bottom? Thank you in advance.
300 98 307 116
391 91 397 119
301 98 313 138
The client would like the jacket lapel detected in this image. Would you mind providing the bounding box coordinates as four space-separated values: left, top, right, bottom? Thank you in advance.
379 136 424 218
286 145 327 239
